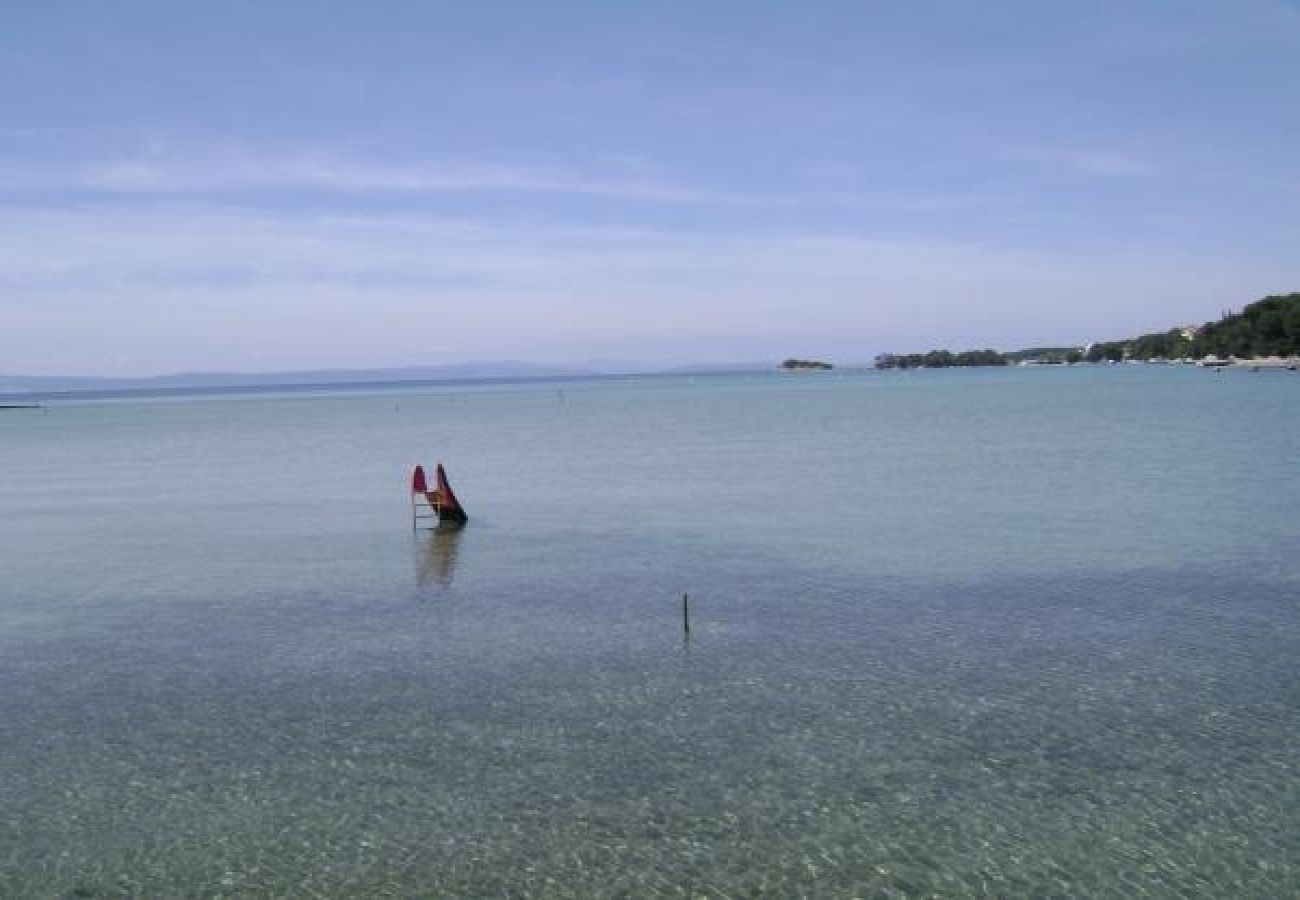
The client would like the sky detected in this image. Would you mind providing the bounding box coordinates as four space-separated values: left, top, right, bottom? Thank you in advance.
2 0 1299 375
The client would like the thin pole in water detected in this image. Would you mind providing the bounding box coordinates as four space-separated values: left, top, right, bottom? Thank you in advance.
682 592 690 639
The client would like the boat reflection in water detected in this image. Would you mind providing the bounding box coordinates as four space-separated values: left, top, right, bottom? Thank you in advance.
415 521 465 588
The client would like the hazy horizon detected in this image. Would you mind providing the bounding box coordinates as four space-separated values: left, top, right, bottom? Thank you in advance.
3 1 1299 376
1 358 778 384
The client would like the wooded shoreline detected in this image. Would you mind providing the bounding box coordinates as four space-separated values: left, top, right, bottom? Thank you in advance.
875 292 1300 369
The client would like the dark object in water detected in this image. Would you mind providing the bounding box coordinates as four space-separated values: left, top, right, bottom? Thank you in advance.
411 463 468 526
433 463 468 524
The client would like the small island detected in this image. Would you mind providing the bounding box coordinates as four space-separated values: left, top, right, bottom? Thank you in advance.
874 349 1008 369
779 358 833 371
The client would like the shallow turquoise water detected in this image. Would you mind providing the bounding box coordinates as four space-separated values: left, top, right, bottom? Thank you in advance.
1 367 1297 896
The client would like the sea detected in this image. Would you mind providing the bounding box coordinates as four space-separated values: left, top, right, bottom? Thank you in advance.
1 365 1296 897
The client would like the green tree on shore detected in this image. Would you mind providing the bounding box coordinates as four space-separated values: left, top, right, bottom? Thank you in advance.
875 293 1298 368
1088 293 1299 361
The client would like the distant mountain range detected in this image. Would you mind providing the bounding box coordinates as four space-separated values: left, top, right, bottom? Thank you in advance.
0 360 774 394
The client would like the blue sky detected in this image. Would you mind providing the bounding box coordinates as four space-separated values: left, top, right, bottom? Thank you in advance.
2 0 1298 374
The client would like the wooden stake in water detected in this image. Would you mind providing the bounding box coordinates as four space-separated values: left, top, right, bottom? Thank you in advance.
682 592 690 639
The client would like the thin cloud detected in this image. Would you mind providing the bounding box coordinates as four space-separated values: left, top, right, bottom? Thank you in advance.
0 203 1059 290
1 202 1281 375
0 150 996 215
989 142 1156 177
4 153 727 203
